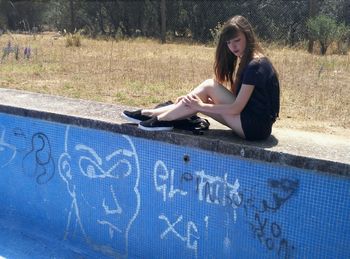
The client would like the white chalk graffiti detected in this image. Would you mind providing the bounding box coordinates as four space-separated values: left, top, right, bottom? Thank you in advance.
58 126 140 258
204 216 209 241
153 160 187 202
0 125 17 168
154 160 241 257
223 213 232 249
196 170 241 212
97 220 122 238
159 213 200 258
103 185 123 215
75 144 133 179
153 160 241 211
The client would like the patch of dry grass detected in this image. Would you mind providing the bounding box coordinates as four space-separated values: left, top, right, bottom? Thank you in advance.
268 47 350 129
0 33 349 132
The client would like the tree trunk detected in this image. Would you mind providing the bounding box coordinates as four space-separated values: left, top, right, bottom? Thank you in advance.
69 0 75 33
160 0 166 43
98 2 105 35
308 0 317 53
320 42 327 55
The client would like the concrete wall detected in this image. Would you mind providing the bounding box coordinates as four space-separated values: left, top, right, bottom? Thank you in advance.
1 111 350 259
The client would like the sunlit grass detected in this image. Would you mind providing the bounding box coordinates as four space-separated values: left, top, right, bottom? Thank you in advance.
0 32 349 132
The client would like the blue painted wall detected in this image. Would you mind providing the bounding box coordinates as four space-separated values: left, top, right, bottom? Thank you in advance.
0 112 349 259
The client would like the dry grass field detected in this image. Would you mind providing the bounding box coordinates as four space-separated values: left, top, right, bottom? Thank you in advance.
0 32 349 136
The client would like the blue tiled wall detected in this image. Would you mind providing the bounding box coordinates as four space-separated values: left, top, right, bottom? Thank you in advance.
0 112 349 259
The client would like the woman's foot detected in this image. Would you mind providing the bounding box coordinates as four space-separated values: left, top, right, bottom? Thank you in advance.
138 117 174 131
122 109 151 123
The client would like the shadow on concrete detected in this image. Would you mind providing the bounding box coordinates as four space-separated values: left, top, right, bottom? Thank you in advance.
202 129 279 149
121 123 278 149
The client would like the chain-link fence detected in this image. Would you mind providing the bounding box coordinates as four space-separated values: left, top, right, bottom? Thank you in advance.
164 0 349 45
0 0 349 45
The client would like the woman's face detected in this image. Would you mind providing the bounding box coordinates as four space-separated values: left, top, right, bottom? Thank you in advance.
226 31 247 58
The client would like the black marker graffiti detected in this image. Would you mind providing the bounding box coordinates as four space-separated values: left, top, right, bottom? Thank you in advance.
12 127 27 152
22 132 55 184
262 178 299 212
250 212 293 257
243 178 299 259
12 127 26 139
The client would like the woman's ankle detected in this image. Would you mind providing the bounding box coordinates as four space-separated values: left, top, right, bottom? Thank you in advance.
142 109 152 116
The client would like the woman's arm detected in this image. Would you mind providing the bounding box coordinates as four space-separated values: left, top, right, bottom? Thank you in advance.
183 84 254 115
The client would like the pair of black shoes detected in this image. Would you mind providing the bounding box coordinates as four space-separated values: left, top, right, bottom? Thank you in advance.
122 100 210 133
122 109 174 131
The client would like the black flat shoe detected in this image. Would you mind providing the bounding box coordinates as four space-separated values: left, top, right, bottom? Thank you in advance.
122 110 151 123
138 117 174 131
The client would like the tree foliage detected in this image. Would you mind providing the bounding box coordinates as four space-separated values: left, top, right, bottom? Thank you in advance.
0 0 348 50
307 14 349 54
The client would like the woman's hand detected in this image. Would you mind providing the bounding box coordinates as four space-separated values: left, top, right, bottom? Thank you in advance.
182 94 204 110
175 95 186 103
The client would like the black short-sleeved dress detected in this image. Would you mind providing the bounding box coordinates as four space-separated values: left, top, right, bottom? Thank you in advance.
237 57 280 141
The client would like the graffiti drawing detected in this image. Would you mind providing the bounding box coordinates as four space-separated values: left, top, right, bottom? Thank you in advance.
159 213 200 258
242 178 299 259
0 125 17 168
262 178 299 212
58 126 140 258
154 160 188 202
153 160 241 215
195 170 241 209
223 213 232 249
22 132 55 184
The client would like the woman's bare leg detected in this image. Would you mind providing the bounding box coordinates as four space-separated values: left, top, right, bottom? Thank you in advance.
142 103 177 117
155 79 225 121
141 79 220 117
142 78 245 138
140 79 215 118
202 112 245 138
157 101 196 121
189 79 235 104
198 80 245 137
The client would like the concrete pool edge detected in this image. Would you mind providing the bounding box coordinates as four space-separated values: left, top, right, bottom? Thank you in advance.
0 87 349 176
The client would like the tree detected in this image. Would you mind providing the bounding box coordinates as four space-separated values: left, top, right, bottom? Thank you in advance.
160 0 166 43
69 0 75 33
307 14 345 55
335 22 350 54
308 0 318 52
0 0 8 29
0 0 347 47
0 0 48 32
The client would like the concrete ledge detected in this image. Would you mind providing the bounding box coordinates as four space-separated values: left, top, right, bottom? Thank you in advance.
0 88 349 176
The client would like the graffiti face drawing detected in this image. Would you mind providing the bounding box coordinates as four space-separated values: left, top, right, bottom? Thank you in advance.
0 126 16 168
58 126 140 258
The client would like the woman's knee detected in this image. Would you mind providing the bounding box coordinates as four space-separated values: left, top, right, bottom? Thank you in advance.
192 79 216 96
201 79 220 90
192 78 234 104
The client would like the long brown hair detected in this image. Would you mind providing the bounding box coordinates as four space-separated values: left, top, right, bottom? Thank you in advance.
214 15 262 94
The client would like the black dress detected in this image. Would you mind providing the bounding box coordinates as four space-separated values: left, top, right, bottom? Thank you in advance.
237 57 280 141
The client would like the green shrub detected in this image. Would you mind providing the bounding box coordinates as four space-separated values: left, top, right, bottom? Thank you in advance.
336 22 350 55
307 15 349 55
209 22 224 46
